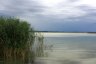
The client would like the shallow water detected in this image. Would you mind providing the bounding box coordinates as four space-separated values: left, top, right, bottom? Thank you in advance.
35 33 96 64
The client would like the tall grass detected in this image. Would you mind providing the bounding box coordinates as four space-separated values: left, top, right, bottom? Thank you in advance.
0 17 35 63
35 33 44 57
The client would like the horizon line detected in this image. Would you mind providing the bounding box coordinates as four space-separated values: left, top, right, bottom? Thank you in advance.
33 31 96 33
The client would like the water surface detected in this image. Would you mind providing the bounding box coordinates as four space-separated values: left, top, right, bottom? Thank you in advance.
35 33 96 64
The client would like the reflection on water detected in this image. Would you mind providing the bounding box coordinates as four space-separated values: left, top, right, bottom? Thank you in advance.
34 33 96 64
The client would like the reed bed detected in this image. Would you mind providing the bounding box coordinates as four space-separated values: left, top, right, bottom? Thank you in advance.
0 17 35 64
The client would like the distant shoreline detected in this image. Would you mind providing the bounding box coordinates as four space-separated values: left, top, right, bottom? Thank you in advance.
33 31 96 33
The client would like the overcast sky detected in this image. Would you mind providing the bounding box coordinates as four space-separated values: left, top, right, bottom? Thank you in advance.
0 0 96 32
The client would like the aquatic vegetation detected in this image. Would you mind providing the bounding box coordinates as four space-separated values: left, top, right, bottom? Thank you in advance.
35 33 44 57
0 17 35 63
0 16 54 64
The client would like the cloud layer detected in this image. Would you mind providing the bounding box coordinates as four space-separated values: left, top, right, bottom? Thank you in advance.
0 0 96 31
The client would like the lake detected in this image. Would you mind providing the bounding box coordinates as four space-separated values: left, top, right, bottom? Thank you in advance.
1 33 96 64
35 33 96 64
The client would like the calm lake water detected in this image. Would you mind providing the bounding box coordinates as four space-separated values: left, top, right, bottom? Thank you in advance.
35 33 96 64
1 33 96 64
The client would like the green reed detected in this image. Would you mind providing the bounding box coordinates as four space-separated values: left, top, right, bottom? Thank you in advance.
0 17 35 64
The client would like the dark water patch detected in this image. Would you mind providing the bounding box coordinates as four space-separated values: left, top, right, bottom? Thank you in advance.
58 59 81 64
79 51 96 59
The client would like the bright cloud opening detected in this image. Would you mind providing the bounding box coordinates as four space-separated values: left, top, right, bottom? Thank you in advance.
39 0 63 7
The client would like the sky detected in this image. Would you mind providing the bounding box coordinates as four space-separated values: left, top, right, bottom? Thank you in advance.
0 0 96 32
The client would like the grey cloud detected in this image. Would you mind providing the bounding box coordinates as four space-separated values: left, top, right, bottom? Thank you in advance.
75 6 96 22
0 0 96 31
78 6 96 14
0 0 93 19
0 0 45 17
